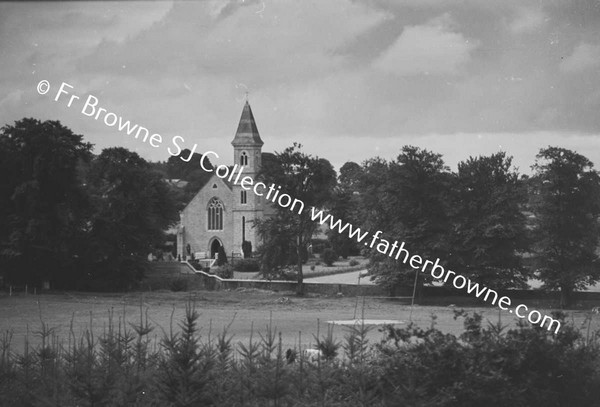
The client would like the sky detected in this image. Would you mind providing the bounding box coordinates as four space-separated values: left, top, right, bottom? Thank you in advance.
1 0 600 175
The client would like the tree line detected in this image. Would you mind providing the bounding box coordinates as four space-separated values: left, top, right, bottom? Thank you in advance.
256 145 600 307
0 118 191 290
2 118 600 305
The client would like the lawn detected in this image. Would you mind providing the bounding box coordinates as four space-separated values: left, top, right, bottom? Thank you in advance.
0 289 593 355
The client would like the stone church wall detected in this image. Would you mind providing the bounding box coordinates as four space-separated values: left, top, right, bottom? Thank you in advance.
180 174 234 258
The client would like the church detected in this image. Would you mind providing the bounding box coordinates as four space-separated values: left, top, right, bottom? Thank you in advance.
176 101 273 261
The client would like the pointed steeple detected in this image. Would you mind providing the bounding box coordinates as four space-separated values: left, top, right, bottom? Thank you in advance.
232 100 264 147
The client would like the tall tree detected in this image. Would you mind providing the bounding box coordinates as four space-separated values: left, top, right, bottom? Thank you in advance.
353 157 394 234
255 143 336 295
84 147 178 290
530 147 600 307
363 146 452 298
449 152 530 289
338 161 362 193
0 118 93 286
327 162 363 258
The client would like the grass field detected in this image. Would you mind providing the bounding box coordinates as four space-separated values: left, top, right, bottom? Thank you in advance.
2 289 597 354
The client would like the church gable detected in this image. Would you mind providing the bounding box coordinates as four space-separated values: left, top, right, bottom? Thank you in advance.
182 173 233 217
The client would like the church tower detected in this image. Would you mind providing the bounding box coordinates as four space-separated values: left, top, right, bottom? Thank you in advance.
231 100 264 256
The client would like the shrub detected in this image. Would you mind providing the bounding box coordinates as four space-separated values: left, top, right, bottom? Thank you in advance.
217 246 228 266
242 240 253 258
322 249 338 266
169 277 188 292
311 238 330 254
349 259 359 267
315 325 341 361
310 265 316 271
234 258 260 272
217 264 234 279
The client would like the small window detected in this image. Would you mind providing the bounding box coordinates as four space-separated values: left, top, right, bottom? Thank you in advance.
240 151 248 166
241 190 247 204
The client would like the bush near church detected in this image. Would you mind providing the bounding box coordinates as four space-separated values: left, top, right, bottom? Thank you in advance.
242 240 253 258
216 246 228 266
322 248 338 266
217 264 234 279
234 258 260 272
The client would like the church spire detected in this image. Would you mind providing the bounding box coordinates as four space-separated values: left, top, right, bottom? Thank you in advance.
232 100 264 147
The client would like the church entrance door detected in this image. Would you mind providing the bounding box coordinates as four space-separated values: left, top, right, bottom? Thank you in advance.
210 239 222 259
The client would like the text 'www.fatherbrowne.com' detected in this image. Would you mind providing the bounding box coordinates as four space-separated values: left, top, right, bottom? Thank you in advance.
36 79 560 334
309 207 561 334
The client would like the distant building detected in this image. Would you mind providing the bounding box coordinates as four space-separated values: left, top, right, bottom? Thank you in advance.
177 101 273 260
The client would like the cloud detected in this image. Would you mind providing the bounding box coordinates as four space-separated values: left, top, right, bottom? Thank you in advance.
560 43 600 73
77 1 387 86
372 16 477 76
3 0 600 167
509 6 546 34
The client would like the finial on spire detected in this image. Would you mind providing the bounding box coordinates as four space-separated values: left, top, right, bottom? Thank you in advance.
245 91 249 102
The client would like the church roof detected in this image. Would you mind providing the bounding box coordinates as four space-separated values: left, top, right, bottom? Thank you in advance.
232 100 264 147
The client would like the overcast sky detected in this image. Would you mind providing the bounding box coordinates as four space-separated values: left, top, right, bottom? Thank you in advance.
1 0 600 174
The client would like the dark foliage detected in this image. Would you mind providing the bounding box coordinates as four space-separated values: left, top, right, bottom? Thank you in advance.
448 152 531 289
310 238 330 254
2 306 600 406
530 147 600 307
255 143 337 294
322 248 338 266
0 118 93 288
217 264 234 279
241 240 253 258
234 258 261 272
216 246 228 266
82 147 179 290
360 147 453 297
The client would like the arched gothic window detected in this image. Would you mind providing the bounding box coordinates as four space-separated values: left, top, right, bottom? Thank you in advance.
207 197 224 230
240 151 248 166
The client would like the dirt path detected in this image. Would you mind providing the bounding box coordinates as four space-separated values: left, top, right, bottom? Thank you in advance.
304 270 374 285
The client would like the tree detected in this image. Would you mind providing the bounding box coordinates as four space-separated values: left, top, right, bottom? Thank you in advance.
352 157 394 234
242 240 252 258
255 143 337 295
449 152 530 289
0 118 93 287
326 161 362 259
165 148 213 181
83 147 179 290
216 246 228 266
322 248 338 266
530 147 600 307
363 146 452 298
338 161 362 193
